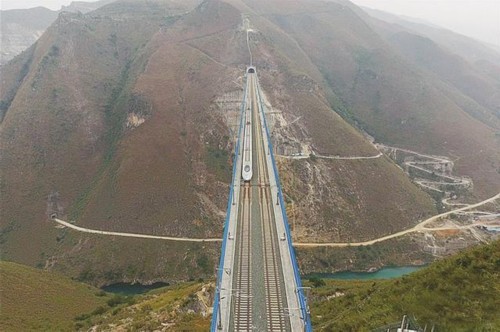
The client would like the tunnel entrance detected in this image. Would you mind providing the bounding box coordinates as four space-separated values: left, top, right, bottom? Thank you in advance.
247 67 255 73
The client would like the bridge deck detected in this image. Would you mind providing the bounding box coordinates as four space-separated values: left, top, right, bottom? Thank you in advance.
214 72 307 332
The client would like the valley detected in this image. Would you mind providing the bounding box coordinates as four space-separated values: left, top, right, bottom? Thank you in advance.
0 1 499 330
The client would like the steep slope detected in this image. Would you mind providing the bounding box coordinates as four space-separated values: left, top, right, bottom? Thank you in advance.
78 0 245 238
361 9 500 125
0 1 116 65
0 261 108 331
310 240 500 330
364 7 500 94
251 0 500 197
362 6 500 69
391 32 500 115
1 0 224 285
61 0 117 13
222 0 438 242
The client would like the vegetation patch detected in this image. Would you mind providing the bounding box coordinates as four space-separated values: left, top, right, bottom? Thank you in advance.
205 146 231 182
78 281 212 331
309 240 500 331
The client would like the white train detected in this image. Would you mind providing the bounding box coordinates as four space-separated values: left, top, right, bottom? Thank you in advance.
242 104 253 182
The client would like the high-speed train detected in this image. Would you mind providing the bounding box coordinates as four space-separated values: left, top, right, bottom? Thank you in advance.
241 104 253 182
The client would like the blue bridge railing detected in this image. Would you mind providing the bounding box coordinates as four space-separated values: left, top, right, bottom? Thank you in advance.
211 74 312 331
210 74 249 331
256 81 313 331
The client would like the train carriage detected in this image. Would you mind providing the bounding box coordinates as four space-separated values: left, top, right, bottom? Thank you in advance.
242 105 253 181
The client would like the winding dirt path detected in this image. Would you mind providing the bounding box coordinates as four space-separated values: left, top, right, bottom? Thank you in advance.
294 192 500 247
52 193 499 246
277 152 382 160
377 144 472 194
53 218 221 242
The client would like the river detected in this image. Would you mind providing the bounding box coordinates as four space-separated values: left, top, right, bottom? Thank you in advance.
102 281 169 295
305 266 424 280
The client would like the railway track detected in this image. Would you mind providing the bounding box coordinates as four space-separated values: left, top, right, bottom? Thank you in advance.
254 76 288 331
230 73 290 331
233 183 252 331
260 186 287 331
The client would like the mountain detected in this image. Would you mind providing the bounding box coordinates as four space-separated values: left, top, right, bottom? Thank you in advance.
354 6 500 197
361 7 500 119
361 6 500 68
257 0 500 197
61 0 117 13
310 239 500 330
387 31 500 117
0 7 59 64
0 1 116 65
0 0 498 286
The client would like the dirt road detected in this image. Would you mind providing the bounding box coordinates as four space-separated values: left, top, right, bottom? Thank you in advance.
53 218 221 242
294 192 500 247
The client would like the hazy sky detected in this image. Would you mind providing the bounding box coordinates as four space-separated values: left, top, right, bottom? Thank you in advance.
1 0 499 47
0 0 76 10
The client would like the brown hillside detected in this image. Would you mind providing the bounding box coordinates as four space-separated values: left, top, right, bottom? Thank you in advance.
251 0 500 197
79 0 245 238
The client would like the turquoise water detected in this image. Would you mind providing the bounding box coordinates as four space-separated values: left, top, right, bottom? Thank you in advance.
305 266 424 280
102 282 169 295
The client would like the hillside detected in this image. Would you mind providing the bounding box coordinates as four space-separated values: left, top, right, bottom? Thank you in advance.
0 261 108 331
0 7 58 65
0 261 212 331
61 0 117 13
5 239 495 331
251 0 500 198
0 0 498 287
1 0 223 286
309 239 500 331
362 7 500 125
75 282 212 331
362 6 500 69
0 1 116 66
387 31 500 119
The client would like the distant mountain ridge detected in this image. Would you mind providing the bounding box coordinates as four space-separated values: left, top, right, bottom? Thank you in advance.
0 0 115 65
362 6 500 68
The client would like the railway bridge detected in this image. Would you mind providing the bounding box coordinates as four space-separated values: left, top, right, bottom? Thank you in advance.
211 68 312 331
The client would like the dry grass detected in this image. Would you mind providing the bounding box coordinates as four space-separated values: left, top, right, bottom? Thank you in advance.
77 281 212 331
0 261 108 331
279 157 437 243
